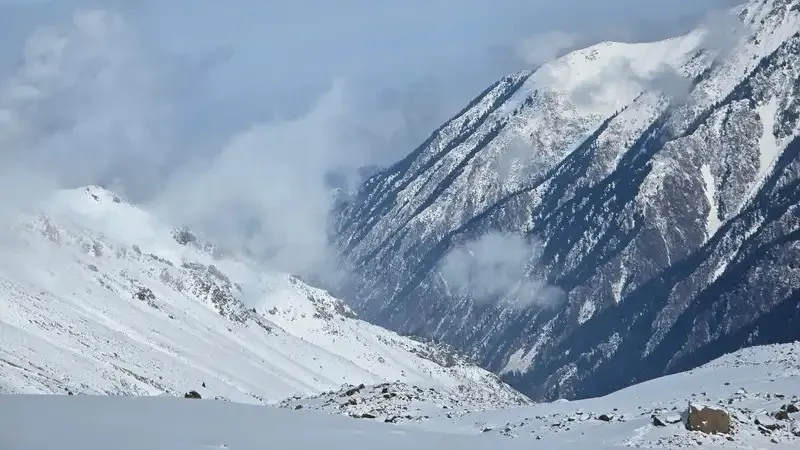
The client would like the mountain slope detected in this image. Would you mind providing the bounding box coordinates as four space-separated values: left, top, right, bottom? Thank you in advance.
0 185 527 409
333 0 800 400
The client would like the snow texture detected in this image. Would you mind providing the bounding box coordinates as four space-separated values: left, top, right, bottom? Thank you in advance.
0 185 526 409
3 342 799 449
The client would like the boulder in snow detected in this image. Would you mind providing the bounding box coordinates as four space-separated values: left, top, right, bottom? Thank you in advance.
684 404 730 434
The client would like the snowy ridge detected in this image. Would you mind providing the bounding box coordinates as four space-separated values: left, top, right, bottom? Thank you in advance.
3 342 799 449
0 185 526 409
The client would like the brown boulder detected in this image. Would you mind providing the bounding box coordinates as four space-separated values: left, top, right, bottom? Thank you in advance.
685 404 731 434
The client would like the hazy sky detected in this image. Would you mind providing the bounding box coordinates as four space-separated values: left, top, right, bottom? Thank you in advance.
0 0 730 157
0 0 734 274
137 0 729 144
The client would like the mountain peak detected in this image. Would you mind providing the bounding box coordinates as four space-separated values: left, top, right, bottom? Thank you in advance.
333 0 800 401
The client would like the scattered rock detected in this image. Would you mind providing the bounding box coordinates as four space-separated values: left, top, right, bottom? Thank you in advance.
786 403 799 413
345 386 360 396
597 414 612 422
685 404 730 434
755 416 781 431
184 391 202 399
775 410 790 421
294 405 303 410
652 416 667 427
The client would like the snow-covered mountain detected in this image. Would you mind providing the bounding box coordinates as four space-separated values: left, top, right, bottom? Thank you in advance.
5 342 799 449
0 185 528 409
333 0 800 400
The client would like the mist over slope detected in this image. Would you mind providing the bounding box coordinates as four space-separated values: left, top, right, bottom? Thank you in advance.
332 0 800 400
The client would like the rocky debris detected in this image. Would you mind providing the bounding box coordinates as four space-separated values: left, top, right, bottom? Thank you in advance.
665 415 682 424
278 381 526 423
652 415 667 427
180 262 249 324
132 285 158 309
597 414 612 422
685 404 730 434
786 403 799 413
184 391 201 399
343 384 366 397
755 415 781 432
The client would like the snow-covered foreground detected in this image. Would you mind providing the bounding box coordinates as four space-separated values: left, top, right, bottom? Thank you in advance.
436 342 800 448
2 343 799 449
0 186 525 409
275 342 800 449
0 394 534 450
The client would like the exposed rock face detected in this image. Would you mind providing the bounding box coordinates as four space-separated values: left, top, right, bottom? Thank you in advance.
184 391 202 399
331 0 800 400
685 404 731 434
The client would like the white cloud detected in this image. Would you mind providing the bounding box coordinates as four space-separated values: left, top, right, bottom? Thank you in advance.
153 79 406 275
0 8 173 202
440 232 564 309
515 31 580 67
0 0 736 279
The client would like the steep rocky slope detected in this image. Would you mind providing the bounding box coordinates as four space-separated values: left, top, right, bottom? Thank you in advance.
333 0 800 400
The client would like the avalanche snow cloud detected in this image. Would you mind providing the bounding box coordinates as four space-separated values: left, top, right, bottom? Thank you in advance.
440 232 564 308
0 0 731 278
